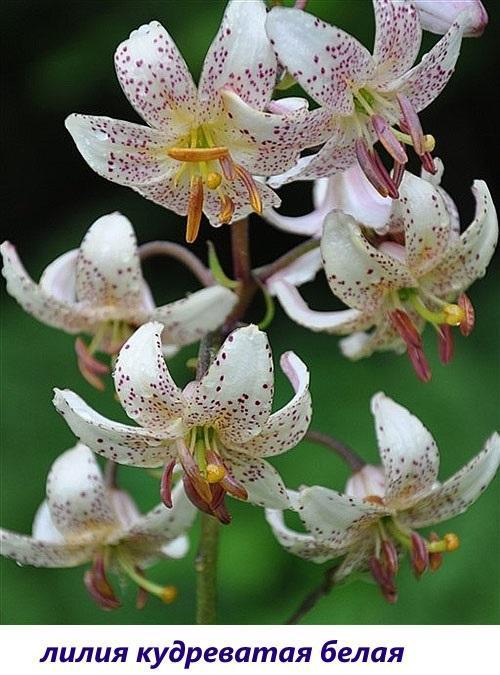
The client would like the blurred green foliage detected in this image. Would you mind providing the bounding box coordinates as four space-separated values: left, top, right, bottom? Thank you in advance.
1 0 499 625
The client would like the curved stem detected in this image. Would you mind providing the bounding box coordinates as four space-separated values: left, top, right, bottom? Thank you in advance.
195 513 220 624
285 564 338 624
254 238 319 282
306 430 366 473
139 241 213 287
224 218 258 330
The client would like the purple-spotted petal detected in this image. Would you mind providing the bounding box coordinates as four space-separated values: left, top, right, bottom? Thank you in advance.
339 317 410 360
224 452 290 509
183 325 274 444
0 529 94 568
265 505 333 562
266 7 375 114
198 0 276 114
372 0 421 83
153 286 238 347
113 322 184 431
412 0 488 38
334 538 374 581
404 433 500 528
45 444 117 540
371 393 440 509
234 351 311 458
114 20 197 129
53 388 177 468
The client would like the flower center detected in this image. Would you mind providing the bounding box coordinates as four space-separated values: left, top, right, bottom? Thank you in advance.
167 125 262 243
75 320 134 390
351 87 436 198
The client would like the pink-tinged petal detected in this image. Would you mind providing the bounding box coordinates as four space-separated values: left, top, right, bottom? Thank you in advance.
345 464 386 501
371 393 440 509
39 249 78 303
234 352 311 458
75 213 150 318
114 21 198 129
297 485 386 551
152 286 238 347
113 322 184 432
421 158 461 235
262 203 324 237
389 13 466 112
265 505 333 562
424 181 498 296
53 388 177 468
32 501 65 543
404 433 500 528
395 172 451 276
321 211 414 313
334 538 375 582
413 0 488 38
0 241 93 334
269 279 370 334
65 114 178 186
183 325 274 444
198 0 276 114
372 0 421 83
0 529 94 568
224 452 289 509
45 444 117 540
266 7 375 114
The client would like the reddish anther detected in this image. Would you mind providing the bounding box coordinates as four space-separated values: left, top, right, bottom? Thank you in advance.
83 556 121 611
437 324 454 364
410 531 430 578
372 115 408 164
160 460 176 508
458 293 475 336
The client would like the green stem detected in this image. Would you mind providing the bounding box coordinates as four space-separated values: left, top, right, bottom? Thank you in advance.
195 513 220 624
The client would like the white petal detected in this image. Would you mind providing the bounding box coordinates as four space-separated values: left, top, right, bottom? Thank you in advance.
403 433 500 528
372 0 421 83
297 485 386 550
32 501 65 543
225 453 290 509
198 0 276 113
266 248 322 288
321 212 413 312
339 318 407 360
152 286 238 347
262 205 324 237
53 388 176 468
371 393 440 508
113 322 185 432
161 535 189 560
0 242 92 334
413 0 488 38
345 464 386 501
266 7 375 114
265 506 332 562
0 528 93 568
39 249 78 303
75 212 150 318
234 351 311 457
45 444 117 540
114 20 197 129
183 325 274 445
334 538 374 582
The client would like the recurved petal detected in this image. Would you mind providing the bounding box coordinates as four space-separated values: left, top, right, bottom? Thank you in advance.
65 114 178 186
234 351 311 457
333 538 374 582
0 529 94 568
113 322 185 431
266 7 375 114
265 506 333 562
403 433 500 528
114 20 198 129
424 181 498 296
32 501 65 543
198 0 276 113
339 318 408 360
183 325 274 445
412 0 488 38
75 213 148 314
389 12 465 112
297 485 386 550
321 211 413 312
270 279 370 334
53 388 175 468
45 444 117 540
372 0 421 83
371 393 440 508
39 249 78 303
262 203 324 237
152 286 238 347
224 452 290 509
0 242 92 334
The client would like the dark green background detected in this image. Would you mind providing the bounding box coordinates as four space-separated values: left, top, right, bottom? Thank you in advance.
1 0 499 624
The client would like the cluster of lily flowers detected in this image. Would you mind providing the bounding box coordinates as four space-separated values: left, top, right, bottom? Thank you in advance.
1 0 499 613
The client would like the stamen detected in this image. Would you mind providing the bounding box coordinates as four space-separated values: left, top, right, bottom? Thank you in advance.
178 440 212 503
206 172 222 190
410 532 429 578
75 337 109 391
219 194 235 224
206 449 248 500
427 532 460 553
371 115 408 164
182 475 214 515
397 94 426 155
437 324 454 364
381 539 399 576
160 460 176 508
392 160 405 189
407 346 432 383
369 556 398 604
458 293 475 336
234 164 262 214
421 151 437 174
84 555 121 610
389 309 422 349
428 533 443 572
219 155 236 181
355 139 389 198
168 146 229 162
186 176 204 244
118 554 177 604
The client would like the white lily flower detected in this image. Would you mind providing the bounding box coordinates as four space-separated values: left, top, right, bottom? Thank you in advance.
411 0 488 37
266 393 500 602
0 444 196 610
65 0 321 243
1 212 237 389
266 0 468 196
53 323 312 521
269 170 497 381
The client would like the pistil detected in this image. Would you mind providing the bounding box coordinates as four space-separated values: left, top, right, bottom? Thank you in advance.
117 552 177 605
